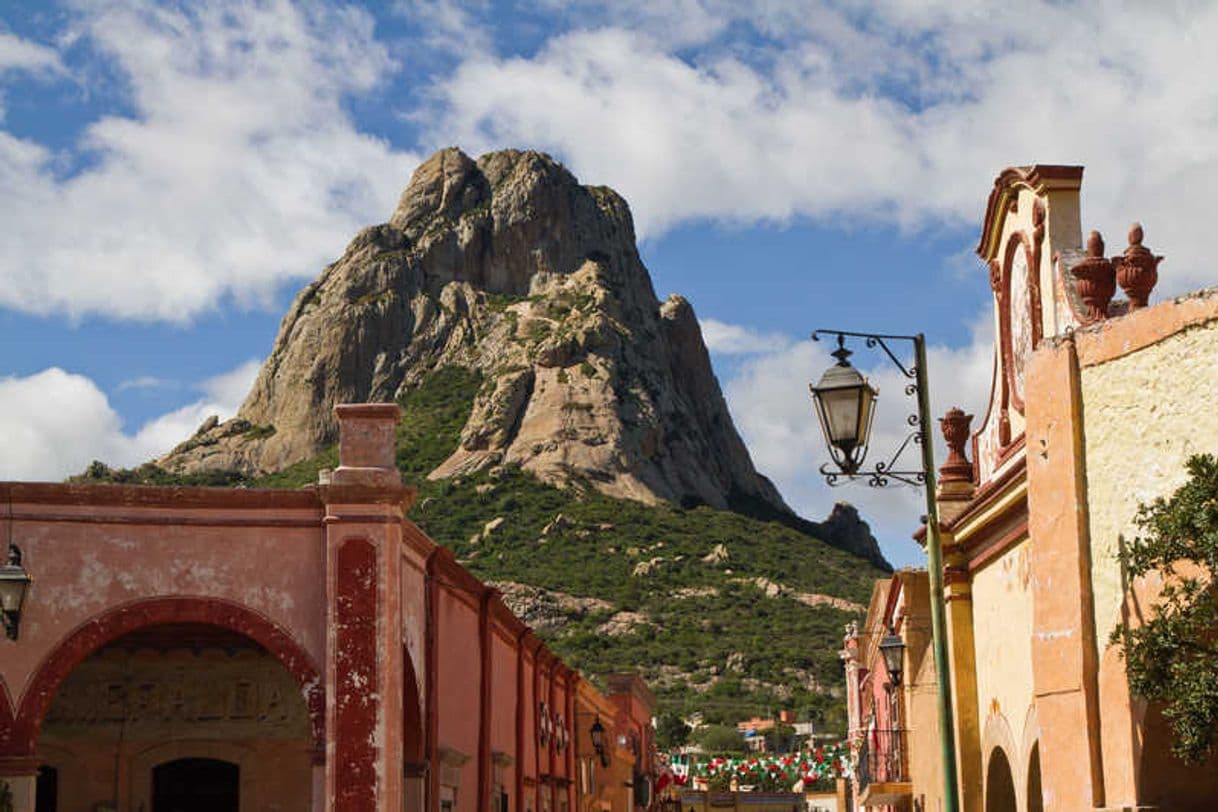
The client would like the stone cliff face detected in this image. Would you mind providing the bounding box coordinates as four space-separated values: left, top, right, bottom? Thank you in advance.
158 147 885 565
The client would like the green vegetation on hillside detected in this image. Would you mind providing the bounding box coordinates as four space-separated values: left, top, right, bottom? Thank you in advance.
76 365 880 732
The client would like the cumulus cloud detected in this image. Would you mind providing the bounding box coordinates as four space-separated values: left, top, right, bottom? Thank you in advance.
427 1 1218 292
700 318 792 355
0 31 64 76
0 0 419 322
721 314 994 567
0 359 260 481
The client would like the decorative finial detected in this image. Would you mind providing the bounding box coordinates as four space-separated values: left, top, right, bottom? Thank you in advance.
831 334 852 366
1087 230 1105 257
1072 230 1116 324
1116 222 1163 311
938 407 974 483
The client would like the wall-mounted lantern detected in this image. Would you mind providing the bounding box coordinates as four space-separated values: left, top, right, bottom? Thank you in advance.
0 544 31 641
539 703 551 745
590 717 609 767
879 624 906 687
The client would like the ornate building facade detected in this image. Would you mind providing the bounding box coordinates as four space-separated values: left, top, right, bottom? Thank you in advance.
0 403 653 812
924 167 1218 811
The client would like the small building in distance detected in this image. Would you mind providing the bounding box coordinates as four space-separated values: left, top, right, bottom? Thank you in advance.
842 570 941 811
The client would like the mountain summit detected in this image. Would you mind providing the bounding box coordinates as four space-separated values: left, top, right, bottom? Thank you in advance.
159 147 884 565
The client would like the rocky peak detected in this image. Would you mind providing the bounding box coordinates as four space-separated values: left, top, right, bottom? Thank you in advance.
156 147 886 566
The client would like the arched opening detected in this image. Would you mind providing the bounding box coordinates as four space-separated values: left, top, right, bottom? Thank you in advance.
35 765 58 812
153 757 239 812
403 645 426 812
985 747 1017 812
1026 743 1043 812
15 599 323 811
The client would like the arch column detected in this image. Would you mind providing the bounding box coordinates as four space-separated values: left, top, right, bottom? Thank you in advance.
0 756 39 812
320 403 414 812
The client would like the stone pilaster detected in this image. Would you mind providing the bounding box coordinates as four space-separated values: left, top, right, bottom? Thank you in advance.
320 403 416 812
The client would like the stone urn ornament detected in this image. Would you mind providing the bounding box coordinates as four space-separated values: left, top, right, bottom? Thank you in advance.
1071 230 1116 323
938 407 974 483
1115 222 1163 310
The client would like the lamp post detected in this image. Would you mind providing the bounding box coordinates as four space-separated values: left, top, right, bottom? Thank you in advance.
808 330 959 812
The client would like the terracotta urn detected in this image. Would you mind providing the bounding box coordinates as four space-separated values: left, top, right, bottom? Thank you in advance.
1116 222 1163 310
1071 230 1116 323
938 407 974 483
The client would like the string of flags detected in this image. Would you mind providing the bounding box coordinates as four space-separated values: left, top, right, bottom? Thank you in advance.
658 744 850 793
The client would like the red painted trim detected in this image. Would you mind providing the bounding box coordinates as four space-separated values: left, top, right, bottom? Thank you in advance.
334 537 378 812
1000 232 1038 415
0 677 13 745
4 596 324 758
944 455 1027 533
516 630 526 812
1 481 320 510
565 674 576 812
14 512 321 529
426 551 441 812
478 589 493 812
967 518 1030 573
403 645 425 762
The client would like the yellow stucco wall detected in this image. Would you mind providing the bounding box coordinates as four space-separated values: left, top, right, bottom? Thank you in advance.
971 538 1035 756
1081 319 1218 649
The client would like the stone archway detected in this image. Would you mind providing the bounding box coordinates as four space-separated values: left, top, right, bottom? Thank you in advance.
1026 743 1043 812
403 645 426 812
0 675 14 754
985 748 1017 812
10 596 324 758
132 741 255 812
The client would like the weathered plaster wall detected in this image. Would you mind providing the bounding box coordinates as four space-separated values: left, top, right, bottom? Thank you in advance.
2 495 326 704
1080 319 1218 648
970 539 1034 762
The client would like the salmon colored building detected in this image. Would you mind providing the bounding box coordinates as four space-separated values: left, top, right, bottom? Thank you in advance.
842 571 942 812
885 165 1218 811
0 403 652 812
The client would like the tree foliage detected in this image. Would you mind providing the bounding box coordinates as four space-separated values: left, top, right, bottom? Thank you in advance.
656 711 691 750
692 724 748 754
1112 453 1218 763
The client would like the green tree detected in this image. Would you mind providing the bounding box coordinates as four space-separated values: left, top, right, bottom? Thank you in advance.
1112 453 1218 762
763 723 797 753
692 724 748 754
656 711 691 750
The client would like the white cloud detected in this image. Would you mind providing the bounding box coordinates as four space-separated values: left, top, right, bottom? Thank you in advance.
0 359 260 481
700 318 791 355
0 31 63 75
116 375 174 391
722 314 994 567
0 0 419 322
427 2 1218 293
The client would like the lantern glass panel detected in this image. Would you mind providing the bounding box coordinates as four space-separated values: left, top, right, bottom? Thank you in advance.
0 570 28 613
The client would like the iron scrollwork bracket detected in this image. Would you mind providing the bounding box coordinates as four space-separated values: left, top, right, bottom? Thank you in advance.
812 329 927 489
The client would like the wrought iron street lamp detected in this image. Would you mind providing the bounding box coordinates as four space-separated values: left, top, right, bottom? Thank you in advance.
808 335 878 475
0 544 32 641
808 329 959 812
879 625 906 687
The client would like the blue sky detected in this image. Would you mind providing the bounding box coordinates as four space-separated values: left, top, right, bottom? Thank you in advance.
2 1 1217 567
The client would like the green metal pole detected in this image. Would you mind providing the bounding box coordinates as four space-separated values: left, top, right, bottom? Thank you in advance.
914 333 960 812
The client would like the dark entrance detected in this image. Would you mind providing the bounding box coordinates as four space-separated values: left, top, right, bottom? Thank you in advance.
153 758 239 812
35 766 58 812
